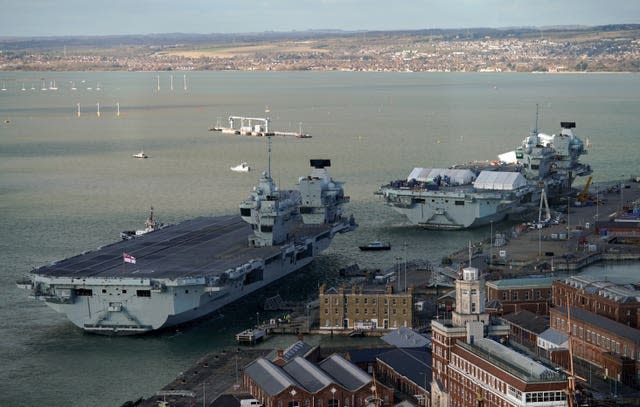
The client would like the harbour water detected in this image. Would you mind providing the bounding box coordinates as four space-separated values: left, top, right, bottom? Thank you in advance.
1 71 639 406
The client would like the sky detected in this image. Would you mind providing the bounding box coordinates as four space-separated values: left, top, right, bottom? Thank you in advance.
0 0 638 37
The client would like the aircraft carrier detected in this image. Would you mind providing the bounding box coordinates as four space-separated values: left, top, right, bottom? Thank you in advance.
18 156 355 335
377 117 591 230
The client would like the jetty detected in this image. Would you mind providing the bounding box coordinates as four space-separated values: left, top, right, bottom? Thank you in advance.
235 328 266 345
209 116 311 138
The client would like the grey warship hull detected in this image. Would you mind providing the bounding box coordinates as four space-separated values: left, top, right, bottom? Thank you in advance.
26 215 343 335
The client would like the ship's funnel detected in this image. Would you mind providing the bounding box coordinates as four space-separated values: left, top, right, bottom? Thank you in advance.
310 159 331 169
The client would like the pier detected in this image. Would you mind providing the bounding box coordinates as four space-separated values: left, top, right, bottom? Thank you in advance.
446 179 640 279
235 328 266 345
209 116 311 138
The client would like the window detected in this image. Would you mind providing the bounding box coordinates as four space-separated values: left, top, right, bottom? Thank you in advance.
75 288 93 296
328 399 339 407
512 292 518 300
136 289 151 297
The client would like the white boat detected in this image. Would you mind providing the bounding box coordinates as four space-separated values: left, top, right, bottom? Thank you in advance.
231 162 251 172
132 150 148 159
120 207 165 240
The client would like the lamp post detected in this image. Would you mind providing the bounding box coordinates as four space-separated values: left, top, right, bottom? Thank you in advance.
403 242 407 292
290 389 297 407
256 311 260 328
395 257 401 292
490 220 493 269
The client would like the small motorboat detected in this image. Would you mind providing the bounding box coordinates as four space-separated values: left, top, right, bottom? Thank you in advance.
359 241 391 251
132 150 148 159
120 207 165 240
230 162 251 172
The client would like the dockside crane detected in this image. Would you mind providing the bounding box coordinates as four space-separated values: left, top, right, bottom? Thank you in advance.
576 176 593 203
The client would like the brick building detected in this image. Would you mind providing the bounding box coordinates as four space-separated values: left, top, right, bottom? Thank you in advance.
430 266 568 407
319 284 413 331
485 277 556 316
376 347 432 407
448 339 568 407
243 353 394 407
552 276 640 328
550 306 640 386
501 310 549 351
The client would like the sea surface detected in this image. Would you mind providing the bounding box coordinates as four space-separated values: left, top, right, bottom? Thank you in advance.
1 71 639 406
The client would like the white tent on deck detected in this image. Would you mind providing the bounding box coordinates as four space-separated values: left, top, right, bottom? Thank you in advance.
406 168 475 185
473 171 527 190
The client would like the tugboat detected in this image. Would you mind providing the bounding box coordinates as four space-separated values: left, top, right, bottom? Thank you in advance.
120 207 165 240
359 241 391 251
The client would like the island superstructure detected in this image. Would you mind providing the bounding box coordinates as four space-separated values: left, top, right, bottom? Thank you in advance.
19 153 355 335
377 119 591 229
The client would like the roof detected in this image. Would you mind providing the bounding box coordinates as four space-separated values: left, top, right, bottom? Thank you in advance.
501 310 549 335
247 353 375 396
376 348 432 390
281 341 315 362
473 171 527 191
394 400 421 407
553 307 640 344
244 358 299 396
560 276 640 304
343 348 393 364
457 338 564 383
283 357 333 393
319 354 372 392
486 277 557 289
210 394 242 407
538 328 569 346
381 327 431 348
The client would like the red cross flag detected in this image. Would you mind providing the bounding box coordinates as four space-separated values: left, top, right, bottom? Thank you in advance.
123 252 136 264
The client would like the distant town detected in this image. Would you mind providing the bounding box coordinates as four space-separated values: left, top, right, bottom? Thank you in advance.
1 24 639 73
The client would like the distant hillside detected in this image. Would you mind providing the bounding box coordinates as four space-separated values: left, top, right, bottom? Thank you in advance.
1 24 638 51
2 24 639 73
